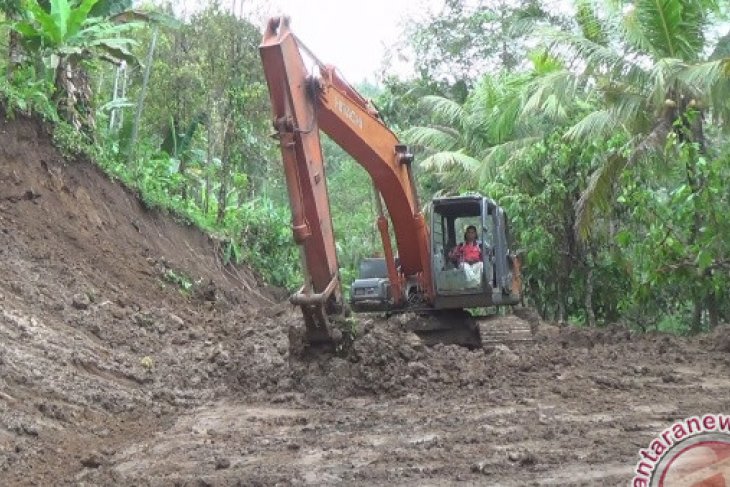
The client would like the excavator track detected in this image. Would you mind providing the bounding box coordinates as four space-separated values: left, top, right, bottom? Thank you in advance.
405 309 536 348
476 314 535 347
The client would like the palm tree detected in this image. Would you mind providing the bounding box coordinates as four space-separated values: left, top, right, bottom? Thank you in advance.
403 57 562 188
528 0 730 234
527 0 730 330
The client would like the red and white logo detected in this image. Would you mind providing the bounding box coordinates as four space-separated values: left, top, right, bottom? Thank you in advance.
633 414 730 486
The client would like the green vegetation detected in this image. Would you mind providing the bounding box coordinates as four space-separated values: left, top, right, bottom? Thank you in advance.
1 0 729 333
162 268 193 293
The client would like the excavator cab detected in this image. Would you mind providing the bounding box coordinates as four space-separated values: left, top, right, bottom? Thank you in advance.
429 195 521 310
350 193 525 348
350 194 521 313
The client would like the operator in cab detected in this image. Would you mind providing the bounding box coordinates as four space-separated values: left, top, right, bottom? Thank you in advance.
449 225 482 265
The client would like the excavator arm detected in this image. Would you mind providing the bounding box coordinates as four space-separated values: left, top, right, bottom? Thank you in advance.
259 17 432 345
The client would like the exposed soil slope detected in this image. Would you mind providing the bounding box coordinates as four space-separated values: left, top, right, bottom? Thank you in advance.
0 113 284 484
0 113 729 486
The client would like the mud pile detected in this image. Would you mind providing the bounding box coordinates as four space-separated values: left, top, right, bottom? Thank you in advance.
285 314 690 400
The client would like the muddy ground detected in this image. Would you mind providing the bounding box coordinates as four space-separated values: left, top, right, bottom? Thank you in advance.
0 114 729 486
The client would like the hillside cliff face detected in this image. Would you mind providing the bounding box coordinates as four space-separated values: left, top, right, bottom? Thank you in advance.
0 113 291 483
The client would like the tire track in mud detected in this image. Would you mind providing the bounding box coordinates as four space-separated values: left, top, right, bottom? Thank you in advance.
81 326 730 486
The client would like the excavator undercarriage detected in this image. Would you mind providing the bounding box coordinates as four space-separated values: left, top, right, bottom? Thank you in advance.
401 310 535 349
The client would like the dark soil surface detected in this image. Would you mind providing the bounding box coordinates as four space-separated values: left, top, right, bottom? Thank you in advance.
1 114 729 486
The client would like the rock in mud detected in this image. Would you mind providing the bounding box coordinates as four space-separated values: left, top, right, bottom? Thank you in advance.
80 451 103 468
20 423 39 436
491 344 519 363
71 293 91 310
168 313 185 328
471 460 490 474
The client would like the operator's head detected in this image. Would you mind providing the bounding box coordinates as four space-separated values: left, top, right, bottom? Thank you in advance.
464 225 477 242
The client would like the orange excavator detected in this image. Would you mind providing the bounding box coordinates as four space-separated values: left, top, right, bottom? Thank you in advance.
259 17 529 348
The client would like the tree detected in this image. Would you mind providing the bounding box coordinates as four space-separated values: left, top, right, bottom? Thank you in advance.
1 0 24 76
528 0 730 331
403 52 565 188
402 0 568 86
11 0 141 129
137 5 271 221
526 0 730 233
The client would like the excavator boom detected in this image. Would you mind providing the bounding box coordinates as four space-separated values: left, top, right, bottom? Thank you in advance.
260 16 432 345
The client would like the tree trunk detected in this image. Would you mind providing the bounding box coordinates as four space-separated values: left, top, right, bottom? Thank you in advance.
557 287 567 326
690 301 703 334
55 58 94 133
109 62 127 132
707 287 719 330
683 107 708 334
585 248 596 327
7 30 22 78
179 156 188 201
216 166 228 224
217 119 234 225
204 114 214 216
128 27 159 166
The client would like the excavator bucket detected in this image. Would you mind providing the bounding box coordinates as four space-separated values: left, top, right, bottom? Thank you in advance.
289 274 344 348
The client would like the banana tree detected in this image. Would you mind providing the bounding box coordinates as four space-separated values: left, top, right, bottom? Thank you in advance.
11 0 141 130
1 0 24 76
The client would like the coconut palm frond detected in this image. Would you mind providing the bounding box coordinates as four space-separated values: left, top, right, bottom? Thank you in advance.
521 69 582 123
707 73 730 128
521 82 547 117
648 57 684 106
564 109 618 140
575 0 609 46
464 91 496 137
469 76 500 110
521 71 561 114
574 151 628 239
634 0 707 61
508 16 541 39
543 94 570 122
544 28 632 74
480 136 542 183
403 126 459 152
463 73 532 150
418 95 464 126
617 2 653 55
419 151 481 174
678 58 730 98
610 93 647 132
490 92 524 144
527 49 565 76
